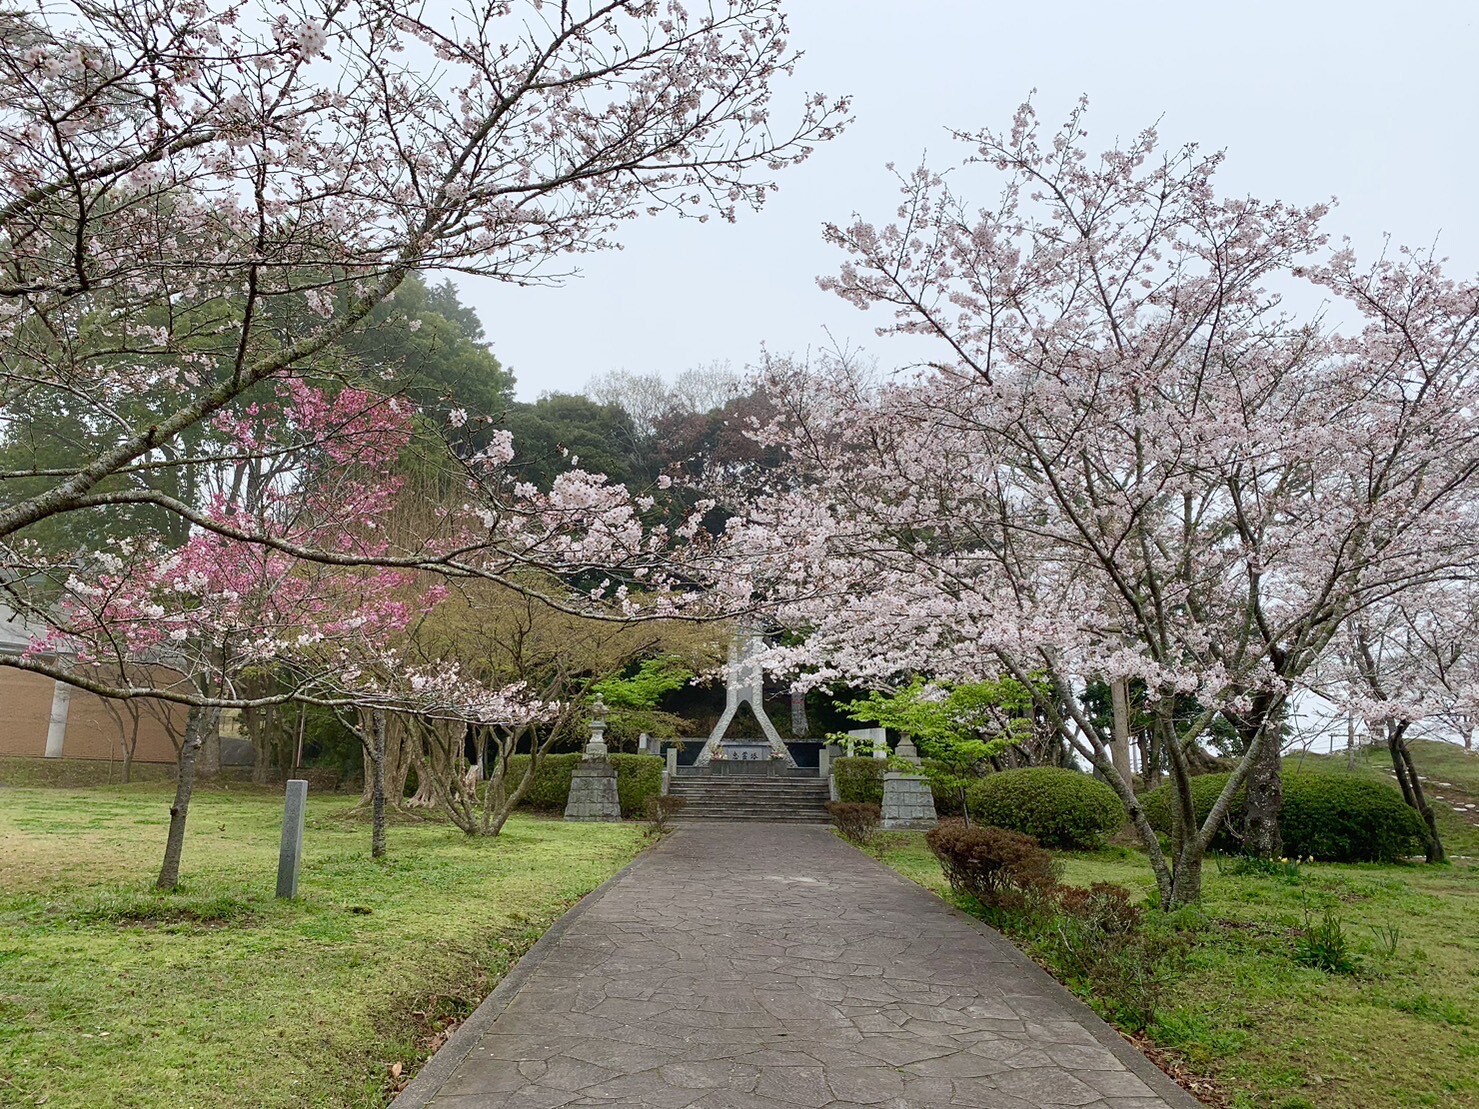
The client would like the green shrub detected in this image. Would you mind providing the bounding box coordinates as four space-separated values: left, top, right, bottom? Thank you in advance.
503 753 579 810
611 754 664 817
1140 771 1428 862
925 822 1062 910
1040 883 1183 1031
965 767 1126 849
1139 773 1233 845
832 756 885 804
826 801 882 845
501 753 663 818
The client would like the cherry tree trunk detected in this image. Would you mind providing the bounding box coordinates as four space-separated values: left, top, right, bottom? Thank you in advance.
1242 733 1283 859
1167 844 1204 908
370 710 388 860
359 713 412 807
156 703 220 891
1387 724 1445 863
121 710 139 785
198 723 221 778
1109 678 1134 787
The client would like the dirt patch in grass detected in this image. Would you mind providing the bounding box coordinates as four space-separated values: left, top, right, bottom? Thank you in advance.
1125 1031 1234 1108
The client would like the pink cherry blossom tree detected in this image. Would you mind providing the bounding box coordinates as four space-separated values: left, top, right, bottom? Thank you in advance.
0 0 848 689
724 104 1479 905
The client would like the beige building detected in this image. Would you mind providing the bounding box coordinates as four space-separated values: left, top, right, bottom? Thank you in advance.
0 609 185 764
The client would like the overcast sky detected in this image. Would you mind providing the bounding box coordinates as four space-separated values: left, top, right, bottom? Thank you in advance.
449 1 1479 401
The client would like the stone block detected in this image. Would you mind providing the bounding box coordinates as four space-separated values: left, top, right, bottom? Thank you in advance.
564 757 622 822
882 772 937 830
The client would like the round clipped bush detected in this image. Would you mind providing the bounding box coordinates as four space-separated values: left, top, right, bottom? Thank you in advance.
1138 772 1233 844
966 767 1126 849
1280 774 1428 862
1139 771 1428 862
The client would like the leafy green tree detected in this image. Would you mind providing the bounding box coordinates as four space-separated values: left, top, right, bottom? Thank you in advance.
590 656 695 751
844 678 1038 822
337 273 515 454
502 393 652 490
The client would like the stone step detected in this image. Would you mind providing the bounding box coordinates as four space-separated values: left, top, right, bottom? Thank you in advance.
673 813 830 823
673 798 828 809
669 793 829 802
671 797 829 807
669 785 829 795
669 780 828 790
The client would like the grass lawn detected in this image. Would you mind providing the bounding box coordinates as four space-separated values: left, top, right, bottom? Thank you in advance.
0 780 647 1108
869 760 1479 1108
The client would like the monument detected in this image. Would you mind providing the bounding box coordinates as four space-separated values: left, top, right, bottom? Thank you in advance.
564 695 622 822
693 623 796 767
882 733 938 830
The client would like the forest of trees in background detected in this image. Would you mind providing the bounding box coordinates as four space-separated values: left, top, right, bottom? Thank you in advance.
1 268 810 783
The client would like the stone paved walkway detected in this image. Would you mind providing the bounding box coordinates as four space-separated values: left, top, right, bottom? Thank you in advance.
395 823 1199 1109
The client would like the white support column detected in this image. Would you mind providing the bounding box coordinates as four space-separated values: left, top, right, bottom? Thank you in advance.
44 680 72 758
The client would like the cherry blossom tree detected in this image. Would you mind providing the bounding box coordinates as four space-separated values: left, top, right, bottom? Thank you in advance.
1312 581 1479 862
0 0 848 698
723 104 1479 905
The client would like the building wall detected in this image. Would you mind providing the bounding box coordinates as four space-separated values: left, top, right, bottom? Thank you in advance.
0 668 185 763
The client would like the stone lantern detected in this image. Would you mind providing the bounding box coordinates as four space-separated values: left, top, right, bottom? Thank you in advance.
565 694 622 822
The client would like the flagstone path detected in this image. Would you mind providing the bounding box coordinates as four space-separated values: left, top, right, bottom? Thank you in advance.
394 823 1200 1109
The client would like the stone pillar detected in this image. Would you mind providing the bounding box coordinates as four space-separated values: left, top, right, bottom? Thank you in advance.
818 745 831 779
637 732 651 755
790 687 809 738
845 727 887 760
44 680 71 758
565 695 622 822
276 780 308 899
882 772 937 830
895 734 921 765
666 746 678 778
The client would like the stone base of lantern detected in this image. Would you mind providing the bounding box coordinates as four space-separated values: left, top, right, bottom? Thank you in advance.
882 772 937 830
564 757 622 822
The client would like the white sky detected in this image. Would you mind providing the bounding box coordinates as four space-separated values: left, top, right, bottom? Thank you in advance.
448 0 1479 401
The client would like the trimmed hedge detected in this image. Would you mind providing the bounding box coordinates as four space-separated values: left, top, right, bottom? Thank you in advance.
833 756 963 812
833 756 886 804
1139 771 1428 862
613 754 664 817
501 753 663 818
965 767 1126 850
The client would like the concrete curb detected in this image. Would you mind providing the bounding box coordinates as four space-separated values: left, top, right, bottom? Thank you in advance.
390 831 676 1108
844 832 1206 1109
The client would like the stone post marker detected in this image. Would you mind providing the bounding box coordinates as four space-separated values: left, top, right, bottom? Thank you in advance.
276 779 308 899
882 733 937 830
565 695 622 822
44 680 72 758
